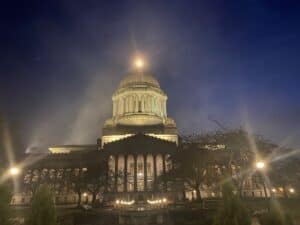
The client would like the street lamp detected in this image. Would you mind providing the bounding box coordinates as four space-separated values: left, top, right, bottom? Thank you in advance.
9 167 20 176
289 188 295 194
255 161 265 170
254 161 268 198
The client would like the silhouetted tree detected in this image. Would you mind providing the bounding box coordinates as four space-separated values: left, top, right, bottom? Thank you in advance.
213 180 251 225
181 129 280 197
0 184 12 225
259 199 294 225
86 163 106 206
27 184 57 225
170 148 209 200
70 168 87 207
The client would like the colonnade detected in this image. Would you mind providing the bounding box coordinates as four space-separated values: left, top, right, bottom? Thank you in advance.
113 94 167 117
107 153 171 193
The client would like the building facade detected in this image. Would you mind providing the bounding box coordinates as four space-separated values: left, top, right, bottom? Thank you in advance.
12 65 270 208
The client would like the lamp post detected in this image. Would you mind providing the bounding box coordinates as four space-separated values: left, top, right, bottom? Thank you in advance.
255 161 268 198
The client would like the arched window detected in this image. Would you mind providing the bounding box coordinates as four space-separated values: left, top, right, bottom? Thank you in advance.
156 154 163 176
138 100 142 112
123 98 126 114
127 155 134 192
153 97 157 113
165 154 172 172
108 155 115 191
117 155 125 192
137 154 144 191
146 154 154 190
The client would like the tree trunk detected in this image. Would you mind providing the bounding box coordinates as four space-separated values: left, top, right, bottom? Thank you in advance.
262 182 268 199
238 179 244 197
196 187 202 201
77 191 82 207
92 192 97 205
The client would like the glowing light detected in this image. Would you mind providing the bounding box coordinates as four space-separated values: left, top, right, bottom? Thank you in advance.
134 58 144 69
83 192 87 197
9 167 20 176
279 187 284 192
255 161 265 170
138 172 143 177
147 198 168 205
271 188 277 193
289 188 295 193
115 199 135 205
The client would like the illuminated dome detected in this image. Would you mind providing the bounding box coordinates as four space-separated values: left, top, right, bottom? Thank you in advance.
118 72 160 89
102 62 178 147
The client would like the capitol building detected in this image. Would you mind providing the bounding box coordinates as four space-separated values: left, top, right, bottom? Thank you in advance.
12 59 269 212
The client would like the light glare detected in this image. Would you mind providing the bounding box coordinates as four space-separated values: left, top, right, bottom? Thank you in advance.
256 161 265 169
134 58 144 69
9 167 20 176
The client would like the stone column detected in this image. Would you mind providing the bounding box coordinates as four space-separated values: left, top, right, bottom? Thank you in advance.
112 101 115 117
142 96 145 112
163 154 167 191
144 154 147 191
118 99 122 115
124 98 127 113
105 157 109 192
114 155 119 192
135 96 139 112
150 96 153 113
134 154 137 192
153 154 157 190
124 155 128 192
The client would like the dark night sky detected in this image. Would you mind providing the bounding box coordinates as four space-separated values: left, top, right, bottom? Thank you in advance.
1 0 300 152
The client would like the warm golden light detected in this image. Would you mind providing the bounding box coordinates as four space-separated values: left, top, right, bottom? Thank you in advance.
134 58 144 69
9 167 20 176
147 198 167 205
83 192 87 197
271 188 277 193
279 187 284 192
256 161 265 170
289 188 295 193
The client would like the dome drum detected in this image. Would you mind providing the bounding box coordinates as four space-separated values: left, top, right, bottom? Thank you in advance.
116 114 163 126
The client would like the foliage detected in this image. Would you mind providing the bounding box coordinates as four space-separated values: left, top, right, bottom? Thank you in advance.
169 148 209 200
269 156 300 198
259 200 294 225
213 180 251 225
86 162 106 205
26 185 57 225
70 168 87 207
0 184 12 225
181 129 286 196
